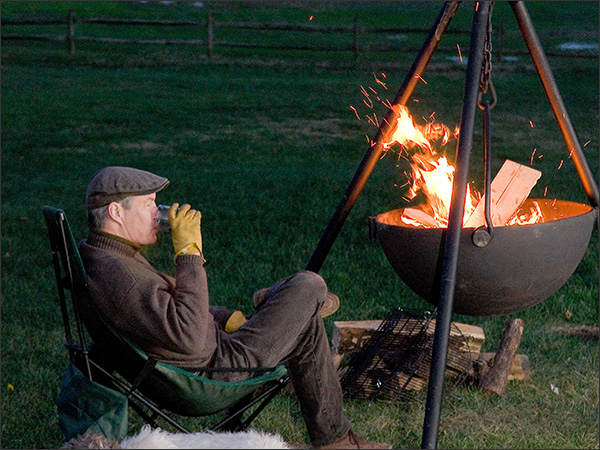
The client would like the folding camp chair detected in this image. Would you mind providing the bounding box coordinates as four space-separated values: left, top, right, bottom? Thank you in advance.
43 205 289 439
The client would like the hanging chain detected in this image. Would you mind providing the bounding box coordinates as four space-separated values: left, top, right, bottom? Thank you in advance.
472 2 497 247
478 1 497 110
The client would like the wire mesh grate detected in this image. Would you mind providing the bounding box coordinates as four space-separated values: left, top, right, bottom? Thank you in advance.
340 307 474 404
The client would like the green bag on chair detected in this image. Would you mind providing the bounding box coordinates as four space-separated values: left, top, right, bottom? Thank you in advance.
57 363 128 442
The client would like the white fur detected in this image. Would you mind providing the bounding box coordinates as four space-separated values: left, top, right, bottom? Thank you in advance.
119 424 291 449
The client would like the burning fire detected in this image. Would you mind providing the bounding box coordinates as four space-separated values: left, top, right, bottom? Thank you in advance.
380 105 543 228
406 153 479 228
506 201 544 226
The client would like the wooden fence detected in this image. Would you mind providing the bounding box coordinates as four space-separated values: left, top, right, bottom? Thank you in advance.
2 11 598 60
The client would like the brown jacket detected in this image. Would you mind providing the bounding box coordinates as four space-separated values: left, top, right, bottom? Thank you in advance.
79 231 234 369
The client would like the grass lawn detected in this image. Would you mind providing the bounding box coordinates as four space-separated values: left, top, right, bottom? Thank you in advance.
1 1 598 448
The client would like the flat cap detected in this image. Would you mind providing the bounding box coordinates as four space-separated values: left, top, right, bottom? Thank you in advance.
86 166 169 210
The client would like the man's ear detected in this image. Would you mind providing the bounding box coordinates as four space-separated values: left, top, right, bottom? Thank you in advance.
106 201 124 225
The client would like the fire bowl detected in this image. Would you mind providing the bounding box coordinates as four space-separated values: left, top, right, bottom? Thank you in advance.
374 199 597 316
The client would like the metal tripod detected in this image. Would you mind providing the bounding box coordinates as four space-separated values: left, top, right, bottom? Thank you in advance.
304 2 599 448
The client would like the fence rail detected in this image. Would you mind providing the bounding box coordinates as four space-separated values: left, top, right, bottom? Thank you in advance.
2 11 598 60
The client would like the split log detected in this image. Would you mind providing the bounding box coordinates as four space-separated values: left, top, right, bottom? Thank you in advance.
465 160 542 228
479 318 525 395
332 320 382 358
332 319 485 356
402 207 440 228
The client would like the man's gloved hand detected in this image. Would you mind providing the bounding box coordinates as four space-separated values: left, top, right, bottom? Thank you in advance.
224 310 247 333
168 203 205 261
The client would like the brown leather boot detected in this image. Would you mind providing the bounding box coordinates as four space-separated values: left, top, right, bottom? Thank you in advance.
317 430 393 449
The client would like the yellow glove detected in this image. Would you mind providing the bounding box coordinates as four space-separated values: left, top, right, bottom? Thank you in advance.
224 311 247 333
168 203 205 261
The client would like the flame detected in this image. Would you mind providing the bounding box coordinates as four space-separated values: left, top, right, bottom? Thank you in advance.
383 105 475 227
406 154 479 227
383 105 433 152
380 105 543 228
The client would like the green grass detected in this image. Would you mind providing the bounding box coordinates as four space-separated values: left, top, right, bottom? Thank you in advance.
1 1 598 449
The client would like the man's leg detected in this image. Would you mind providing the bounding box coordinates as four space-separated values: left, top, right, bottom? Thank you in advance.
210 270 351 447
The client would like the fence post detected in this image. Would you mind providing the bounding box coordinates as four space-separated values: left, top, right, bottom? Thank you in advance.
67 10 75 54
207 12 214 58
353 16 360 61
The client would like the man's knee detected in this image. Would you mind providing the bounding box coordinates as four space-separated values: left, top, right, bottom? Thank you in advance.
289 270 327 300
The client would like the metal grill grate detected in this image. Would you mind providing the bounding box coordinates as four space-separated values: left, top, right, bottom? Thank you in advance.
340 308 473 403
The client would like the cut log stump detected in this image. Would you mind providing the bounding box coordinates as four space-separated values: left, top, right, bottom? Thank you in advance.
479 318 525 395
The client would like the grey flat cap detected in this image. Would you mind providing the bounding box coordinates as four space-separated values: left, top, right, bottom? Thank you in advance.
86 166 169 210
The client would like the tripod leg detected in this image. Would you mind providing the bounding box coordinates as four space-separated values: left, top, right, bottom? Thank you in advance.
306 1 461 273
510 1 599 207
421 2 492 448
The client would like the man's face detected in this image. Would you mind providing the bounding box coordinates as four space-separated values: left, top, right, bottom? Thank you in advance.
119 193 161 246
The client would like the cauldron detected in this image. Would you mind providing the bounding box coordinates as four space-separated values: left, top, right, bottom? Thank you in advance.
374 199 597 316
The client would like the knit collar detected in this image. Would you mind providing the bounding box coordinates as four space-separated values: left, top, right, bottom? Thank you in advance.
88 230 143 257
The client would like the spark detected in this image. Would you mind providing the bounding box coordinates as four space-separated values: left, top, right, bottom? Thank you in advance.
544 186 548 196
414 74 428 84
372 72 387 90
382 99 393 109
368 86 378 94
457 43 463 62
373 112 380 127
475 2 480 11
366 115 377 127
552 198 557 206
529 120 534 128
530 148 537 165
557 159 564 170
349 105 360 120
381 72 387 78
413 98 420 103
360 85 374 108
365 135 371 143
568 148 574 158
309 15 314 21
584 140 591 147
429 111 436 120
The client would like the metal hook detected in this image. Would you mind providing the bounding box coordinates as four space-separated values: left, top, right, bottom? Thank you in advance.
477 78 497 110
472 98 494 247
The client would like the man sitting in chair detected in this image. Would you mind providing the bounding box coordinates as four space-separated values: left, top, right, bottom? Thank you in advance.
79 166 391 450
